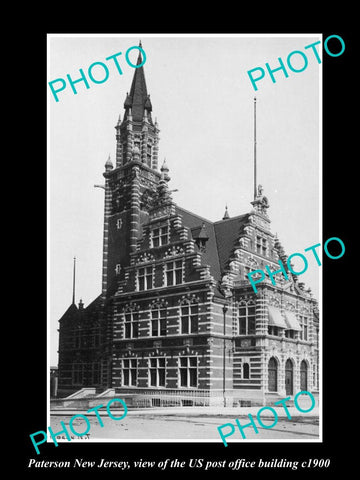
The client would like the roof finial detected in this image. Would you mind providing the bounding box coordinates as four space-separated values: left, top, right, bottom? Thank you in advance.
105 154 113 171
223 204 230 220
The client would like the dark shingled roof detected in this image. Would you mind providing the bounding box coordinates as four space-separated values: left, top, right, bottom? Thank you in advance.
214 214 249 273
59 295 103 323
175 206 221 280
175 206 249 282
58 303 78 323
125 49 152 123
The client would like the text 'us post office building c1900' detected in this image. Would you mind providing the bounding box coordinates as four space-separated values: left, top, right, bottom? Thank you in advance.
57 46 319 407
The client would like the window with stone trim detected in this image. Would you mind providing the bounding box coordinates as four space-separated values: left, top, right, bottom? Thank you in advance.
147 144 152 166
268 325 281 336
179 356 198 388
299 315 309 341
122 358 138 386
149 357 166 387
165 260 183 286
124 308 139 339
256 236 268 256
151 304 167 337
152 226 169 248
137 266 153 291
180 301 198 334
238 301 256 335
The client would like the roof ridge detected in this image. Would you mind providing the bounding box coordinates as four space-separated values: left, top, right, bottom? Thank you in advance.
213 212 249 225
175 205 213 225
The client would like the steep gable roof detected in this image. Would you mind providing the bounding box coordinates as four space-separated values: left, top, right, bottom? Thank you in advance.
175 206 250 282
58 303 78 323
214 214 249 273
175 206 221 281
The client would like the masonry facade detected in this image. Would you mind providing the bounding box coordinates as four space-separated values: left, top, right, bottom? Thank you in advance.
57 47 319 406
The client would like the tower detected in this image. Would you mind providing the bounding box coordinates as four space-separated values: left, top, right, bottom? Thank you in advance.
103 45 162 296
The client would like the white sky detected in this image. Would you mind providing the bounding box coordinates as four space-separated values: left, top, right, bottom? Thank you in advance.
48 34 322 366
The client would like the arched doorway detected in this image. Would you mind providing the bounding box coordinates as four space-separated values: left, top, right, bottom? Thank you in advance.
300 360 308 391
285 359 293 395
268 357 278 392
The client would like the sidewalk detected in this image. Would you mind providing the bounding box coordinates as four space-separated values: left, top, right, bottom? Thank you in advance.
50 405 319 418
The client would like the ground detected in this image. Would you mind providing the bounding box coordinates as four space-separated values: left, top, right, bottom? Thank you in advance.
49 408 319 443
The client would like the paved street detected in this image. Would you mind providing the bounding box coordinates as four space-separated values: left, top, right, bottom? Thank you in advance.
50 409 319 442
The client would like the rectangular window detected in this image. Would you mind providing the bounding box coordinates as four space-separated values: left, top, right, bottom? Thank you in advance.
299 315 308 341
124 311 139 339
262 238 267 256
152 226 168 248
179 356 198 388
151 308 167 337
256 236 267 256
268 326 280 336
166 260 183 286
147 144 152 166
181 304 198 334
138 266 153 291
149 357 166 387
256 236 262 254
122 359 137 386
238 304 256 335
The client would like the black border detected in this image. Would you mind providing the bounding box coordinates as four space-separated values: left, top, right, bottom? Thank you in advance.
20 27 353 477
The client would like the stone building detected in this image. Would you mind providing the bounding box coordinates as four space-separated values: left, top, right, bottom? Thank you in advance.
57 46 319 406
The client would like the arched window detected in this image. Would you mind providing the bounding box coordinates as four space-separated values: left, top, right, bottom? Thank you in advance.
243 362 250 379
285 359 294 395
268 357 277 392
300 360 308 391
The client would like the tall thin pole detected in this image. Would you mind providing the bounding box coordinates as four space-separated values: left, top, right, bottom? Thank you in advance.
253 97 257 200
72 256 76 305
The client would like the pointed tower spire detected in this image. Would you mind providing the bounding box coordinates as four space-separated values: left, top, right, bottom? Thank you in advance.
125 44 152 123
116 42 159 170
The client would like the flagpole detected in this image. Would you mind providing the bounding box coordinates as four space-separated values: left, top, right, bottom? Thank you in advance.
253 97 257 200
